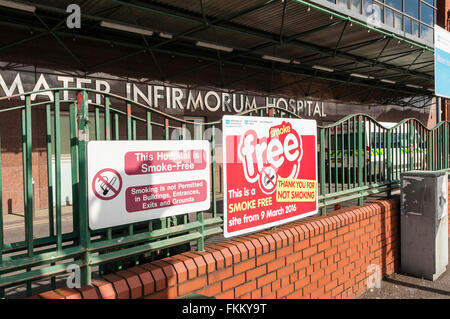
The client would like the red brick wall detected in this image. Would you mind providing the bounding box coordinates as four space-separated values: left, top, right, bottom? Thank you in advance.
0 108 49 214
33 197 400 299
437 0 449 29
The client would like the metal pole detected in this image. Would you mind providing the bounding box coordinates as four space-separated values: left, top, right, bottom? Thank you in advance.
437 97 442 124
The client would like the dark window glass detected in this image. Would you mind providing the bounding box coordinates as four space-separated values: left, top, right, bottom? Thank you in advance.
420 2 434 25
385 0 402 11
404 0 419 19
385 8 394 27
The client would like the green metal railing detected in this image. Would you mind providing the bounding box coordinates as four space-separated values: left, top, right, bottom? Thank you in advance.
318 114 449 215
0 88 448 298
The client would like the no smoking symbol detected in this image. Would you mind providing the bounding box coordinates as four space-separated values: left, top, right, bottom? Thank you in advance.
92 168 122 200
259 164 277 194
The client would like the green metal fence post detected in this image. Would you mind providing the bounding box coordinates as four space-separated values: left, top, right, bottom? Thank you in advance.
24 96 34 296
320 128 326 215
211 124 217 219
387 126 392 196
69 103 79 240
358 116 363 206
54 92 62 250
409 120 414 171
45 104 55 237
445 123 449 169
126 103 133 238
196 123 205 251
77 90 91 285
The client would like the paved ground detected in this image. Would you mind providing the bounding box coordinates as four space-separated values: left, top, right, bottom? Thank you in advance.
360 239 450 299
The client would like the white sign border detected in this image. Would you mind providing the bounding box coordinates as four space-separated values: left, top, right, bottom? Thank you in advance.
87 140 211 230
222 115 319 238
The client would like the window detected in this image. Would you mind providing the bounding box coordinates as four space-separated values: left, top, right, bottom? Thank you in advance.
404 1 419 19
420 2 434 25
324 0 436 41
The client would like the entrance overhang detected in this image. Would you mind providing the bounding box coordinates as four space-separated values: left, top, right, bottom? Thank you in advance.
0 0 436 107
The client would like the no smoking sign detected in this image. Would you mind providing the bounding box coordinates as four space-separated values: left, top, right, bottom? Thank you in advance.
258 164 278 195
92 168 122 200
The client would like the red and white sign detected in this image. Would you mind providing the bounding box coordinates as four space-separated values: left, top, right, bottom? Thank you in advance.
223 115 318 238
92 168 122 200
88 140 210 230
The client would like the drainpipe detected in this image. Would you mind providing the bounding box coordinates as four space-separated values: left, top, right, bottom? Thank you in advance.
437 97 442 124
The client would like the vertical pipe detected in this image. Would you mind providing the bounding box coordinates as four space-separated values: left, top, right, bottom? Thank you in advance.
77 90 91 285
437 97 442 124
54 92 62 250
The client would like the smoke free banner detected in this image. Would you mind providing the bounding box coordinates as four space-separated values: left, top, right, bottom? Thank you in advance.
222 116 318 238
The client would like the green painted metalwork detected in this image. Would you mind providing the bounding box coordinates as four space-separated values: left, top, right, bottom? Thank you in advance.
54 92 62 251
0 88 448 297
69 103 79 239
45 105 55 237
319 128 326 216
77 91 91 286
